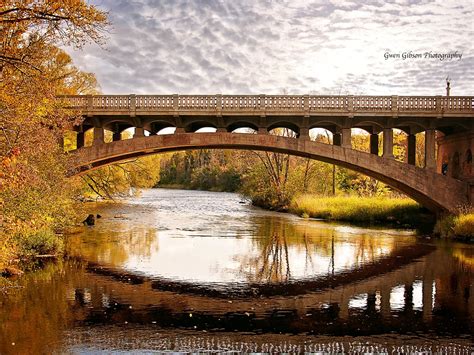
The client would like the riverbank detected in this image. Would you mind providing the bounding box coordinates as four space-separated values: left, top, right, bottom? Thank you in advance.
434 213 474 241
286 194 474 241
0 229 65 277
288 194 432 228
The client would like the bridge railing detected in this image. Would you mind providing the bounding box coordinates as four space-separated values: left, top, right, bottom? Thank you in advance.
136 95 173 109
60 95 474 113
222 95 260 109
309 96 347 110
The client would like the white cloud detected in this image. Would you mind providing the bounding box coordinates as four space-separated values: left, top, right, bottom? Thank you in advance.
66 0 473 95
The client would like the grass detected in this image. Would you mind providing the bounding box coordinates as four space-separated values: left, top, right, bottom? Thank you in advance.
1 228 64 276
15 229 64 257
453 214 474 237
434 212 474 240
290 195 427 226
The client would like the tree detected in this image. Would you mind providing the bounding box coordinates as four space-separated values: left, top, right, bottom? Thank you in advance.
0 1 108 266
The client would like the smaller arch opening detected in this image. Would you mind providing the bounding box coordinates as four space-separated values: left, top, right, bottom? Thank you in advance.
186 121 217 133
195 127 217 133
393 129 408 163
351 128 371 153
228 121 259 133
121 127 135 140
269 127 298 138
309 128 333 144
149 121 176 135
267 122 300 137
156 127 176 135
83 127 95 147
232 127 257 134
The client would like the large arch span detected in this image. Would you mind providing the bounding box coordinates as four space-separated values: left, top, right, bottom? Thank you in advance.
70 132 469 213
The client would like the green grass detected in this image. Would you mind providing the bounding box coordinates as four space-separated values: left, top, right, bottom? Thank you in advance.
290 195 426 226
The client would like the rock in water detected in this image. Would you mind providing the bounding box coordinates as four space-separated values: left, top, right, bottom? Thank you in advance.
83 214 95 226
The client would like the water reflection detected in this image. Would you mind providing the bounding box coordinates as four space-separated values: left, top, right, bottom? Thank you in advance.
67 189 421 287
1 189 472 353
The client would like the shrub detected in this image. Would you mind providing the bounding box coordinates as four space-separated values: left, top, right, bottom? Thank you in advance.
16 229 64 257
452 213 474 237
433 214 455 238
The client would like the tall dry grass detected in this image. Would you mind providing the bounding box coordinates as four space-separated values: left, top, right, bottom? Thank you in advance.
290 195 424 225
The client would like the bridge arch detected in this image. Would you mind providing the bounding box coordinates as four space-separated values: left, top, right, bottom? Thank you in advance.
70 132 469 213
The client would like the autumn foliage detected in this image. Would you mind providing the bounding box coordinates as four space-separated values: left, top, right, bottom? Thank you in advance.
0 1 108 267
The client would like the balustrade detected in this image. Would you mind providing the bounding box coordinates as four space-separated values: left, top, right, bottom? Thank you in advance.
222 95 260 109
353 96 392 111
92 95 130 109
264 95 304 110
136 95 173 109
60 94 474 113
309 96 347 110
398 96 437 111
440 96 473 111
178 95 217 109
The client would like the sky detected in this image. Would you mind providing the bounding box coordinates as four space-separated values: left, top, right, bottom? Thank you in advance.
66 0 474 95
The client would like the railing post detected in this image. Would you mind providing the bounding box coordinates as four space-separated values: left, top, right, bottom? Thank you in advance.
304 94 309 115
130 94 136 117
87 95 93 116
391 95 398 114
173 94 179 111
260 94 266 116
216 94 222 115
436 95 442 116
347 95 353 112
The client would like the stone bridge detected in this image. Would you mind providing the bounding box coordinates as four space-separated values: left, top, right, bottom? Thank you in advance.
63 94 474 213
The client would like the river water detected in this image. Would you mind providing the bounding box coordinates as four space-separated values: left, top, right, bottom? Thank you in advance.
0 189 472 353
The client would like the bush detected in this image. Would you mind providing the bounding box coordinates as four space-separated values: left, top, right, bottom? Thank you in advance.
452 213 474 238
16 229 64 257
433 215 455 238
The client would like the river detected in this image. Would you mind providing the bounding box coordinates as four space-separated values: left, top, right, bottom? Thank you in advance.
0 189 472 353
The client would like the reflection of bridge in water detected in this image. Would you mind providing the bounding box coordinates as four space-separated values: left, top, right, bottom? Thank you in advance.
73 243 472 336
63 94 474 212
